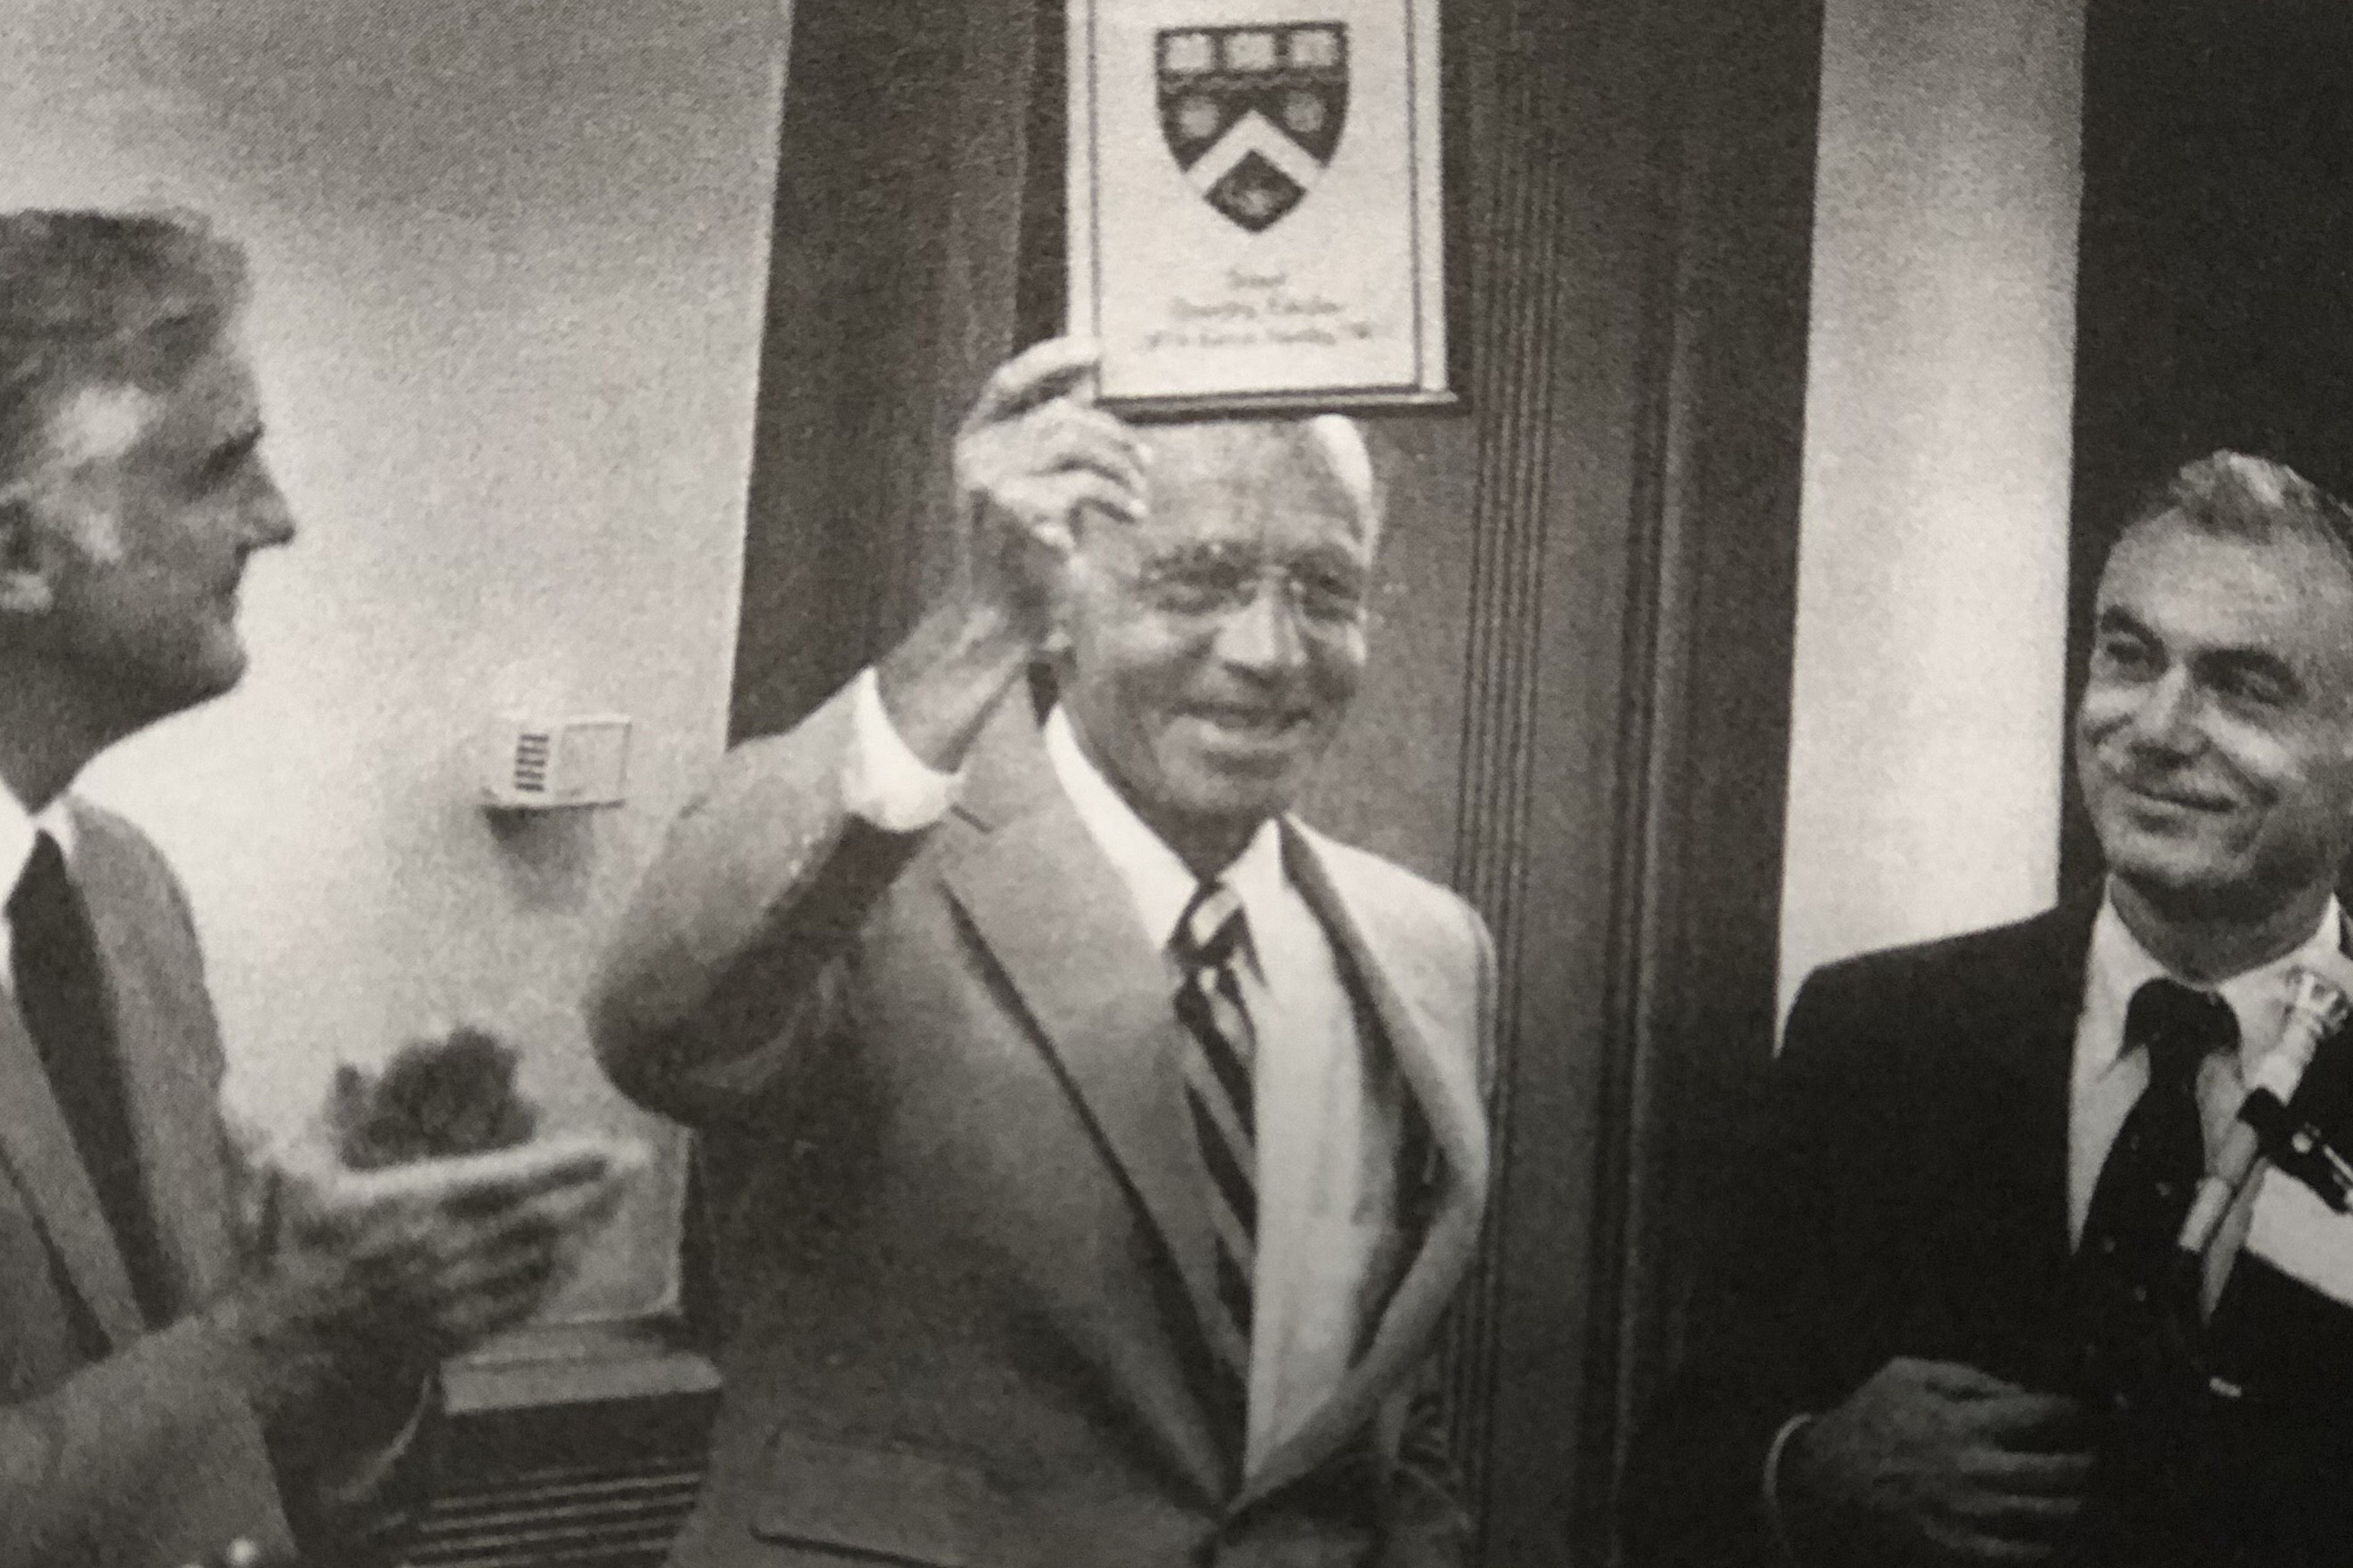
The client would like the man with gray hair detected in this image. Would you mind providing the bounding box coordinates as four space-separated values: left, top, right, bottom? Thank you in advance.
1629 451 2353 1566
594 338 1493 1564
0 210 611 1568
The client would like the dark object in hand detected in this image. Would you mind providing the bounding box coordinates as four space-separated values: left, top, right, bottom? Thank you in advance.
331 1027 539 1169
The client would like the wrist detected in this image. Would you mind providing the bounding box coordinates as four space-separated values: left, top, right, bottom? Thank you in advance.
876 600 1041 771
912 597 1041 675
198 1284 297 1425
201 1275 340 1430
1775 1415 1850 1567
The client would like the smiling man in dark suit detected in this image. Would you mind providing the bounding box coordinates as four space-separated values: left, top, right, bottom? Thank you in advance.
592 338 1493 1567
1627 451 2353 1568
0 209 606 1568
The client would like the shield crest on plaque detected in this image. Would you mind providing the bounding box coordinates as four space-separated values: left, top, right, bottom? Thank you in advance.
1158 24 1348 233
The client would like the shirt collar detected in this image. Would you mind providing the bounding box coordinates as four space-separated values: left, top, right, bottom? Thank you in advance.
2085 884 2343 1076
1042 706 1283 953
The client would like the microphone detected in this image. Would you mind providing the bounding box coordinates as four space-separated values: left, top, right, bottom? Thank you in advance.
2177 949 2353 1257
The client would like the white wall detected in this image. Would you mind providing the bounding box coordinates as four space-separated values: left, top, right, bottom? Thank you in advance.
1777 0 2087 1014
0 0 791 1321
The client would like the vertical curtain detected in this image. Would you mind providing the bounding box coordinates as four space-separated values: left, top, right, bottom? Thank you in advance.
732 0 1047 745
706 0 1047 1328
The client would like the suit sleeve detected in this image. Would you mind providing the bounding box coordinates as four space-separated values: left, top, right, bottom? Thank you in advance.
1620 963 1919 1568
0 1312 303 1568
588 675 936 1128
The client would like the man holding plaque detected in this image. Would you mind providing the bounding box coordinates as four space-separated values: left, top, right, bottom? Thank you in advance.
0 209 616 1568
594 337 1492 1565
1627 453 2353 1567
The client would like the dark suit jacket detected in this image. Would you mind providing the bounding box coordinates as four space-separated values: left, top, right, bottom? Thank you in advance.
1623 898 2353 1568
590 681 1494 1568
0 803 421 1568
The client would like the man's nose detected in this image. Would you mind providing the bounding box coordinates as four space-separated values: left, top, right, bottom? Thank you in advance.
1216 578 1309 674
240 467 297 550
2123 666 2202 752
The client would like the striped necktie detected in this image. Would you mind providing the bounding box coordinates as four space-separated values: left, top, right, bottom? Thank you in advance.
1173 880 1257 1443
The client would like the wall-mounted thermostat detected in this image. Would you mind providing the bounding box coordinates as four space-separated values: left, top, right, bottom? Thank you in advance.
482 715 631 809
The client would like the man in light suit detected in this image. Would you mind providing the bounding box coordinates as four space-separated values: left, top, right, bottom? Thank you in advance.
592 339 1494 1566
1626 452 2353 1567
0 209 605 1568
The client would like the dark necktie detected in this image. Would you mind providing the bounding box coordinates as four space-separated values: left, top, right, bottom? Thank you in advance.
12 830 169 1332
1172 880 1257 1446
2075 976 2236 1403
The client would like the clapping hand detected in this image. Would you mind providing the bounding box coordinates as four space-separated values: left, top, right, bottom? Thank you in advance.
211 1031 629 1443
212 1143 625 1427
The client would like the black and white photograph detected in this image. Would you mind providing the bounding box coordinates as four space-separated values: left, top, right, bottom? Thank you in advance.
2 2 2351 1565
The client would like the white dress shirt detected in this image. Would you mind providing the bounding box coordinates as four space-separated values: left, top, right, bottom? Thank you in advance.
2073 893 2343 1242
1763 890 2347 1559
841 668 1406 1475
2071 890 2343 1302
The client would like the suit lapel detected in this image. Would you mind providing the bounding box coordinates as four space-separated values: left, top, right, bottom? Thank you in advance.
0 973 144 1348
1235 825 1490 1510
1959 901 2098 1349
947 712 1490 1502
73 814 234 1308
939 763 1233 1418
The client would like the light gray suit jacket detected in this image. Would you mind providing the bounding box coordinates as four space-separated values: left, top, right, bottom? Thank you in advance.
0 804 295 1567
591 680 1494 1567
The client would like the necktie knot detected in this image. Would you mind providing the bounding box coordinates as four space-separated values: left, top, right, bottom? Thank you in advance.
9 830 66 925
1175 881 1246 973
2125 977 2236 1095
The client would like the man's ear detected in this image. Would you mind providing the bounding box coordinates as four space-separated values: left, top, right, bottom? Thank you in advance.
0 489 59 617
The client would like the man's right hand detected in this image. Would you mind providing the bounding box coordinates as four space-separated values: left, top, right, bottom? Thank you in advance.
1779 1358 2097 1565
876 336 1151 771
947 335 1148 645
204 1154 620 1431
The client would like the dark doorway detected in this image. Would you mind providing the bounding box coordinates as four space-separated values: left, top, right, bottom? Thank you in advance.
2066 0 2353 888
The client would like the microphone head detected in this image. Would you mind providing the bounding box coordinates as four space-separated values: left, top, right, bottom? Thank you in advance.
2294 947 2353 1008
2285 951 2353 1045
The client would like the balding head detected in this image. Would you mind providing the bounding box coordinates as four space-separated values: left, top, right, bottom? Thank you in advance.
1055 412 1379 877
1098 415 1379 553
1301 413 1378 543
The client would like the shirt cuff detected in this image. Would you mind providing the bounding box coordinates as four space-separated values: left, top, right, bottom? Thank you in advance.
842 666 963 831
1761 1411 1815 1568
